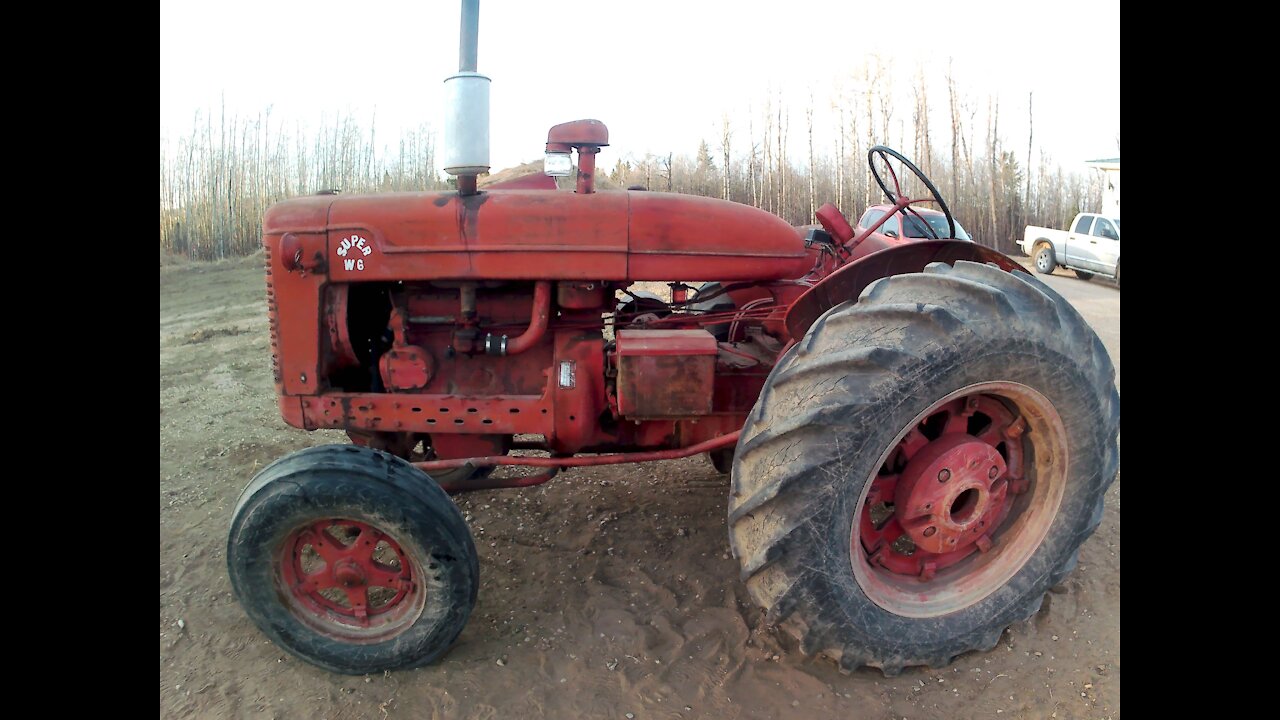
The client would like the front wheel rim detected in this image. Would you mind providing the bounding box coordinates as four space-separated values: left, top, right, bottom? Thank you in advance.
278 518 428 643
850 382 1068 618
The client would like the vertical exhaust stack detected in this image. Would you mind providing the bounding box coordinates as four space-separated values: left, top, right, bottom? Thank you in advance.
443 0 490 196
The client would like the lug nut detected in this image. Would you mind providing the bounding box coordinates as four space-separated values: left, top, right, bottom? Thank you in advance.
923 526 937 537
938 469 951 483
989 466 999 479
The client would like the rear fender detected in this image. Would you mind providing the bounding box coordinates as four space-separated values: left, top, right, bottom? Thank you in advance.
783 240 1021 339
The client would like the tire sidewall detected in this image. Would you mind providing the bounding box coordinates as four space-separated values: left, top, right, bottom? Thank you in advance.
1034 245 1055 273
228 466 477 674
802 342 1109 660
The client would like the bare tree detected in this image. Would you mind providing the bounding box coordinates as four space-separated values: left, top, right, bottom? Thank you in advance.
913 65 932 178
877 62 894 152
987 96 1001 250
864 60 877 209
160 108 445 260
776 91 787 217
1025 91 1034 217
720 115 732 201
748 112 759 207
162 71 1105 260
807 99 816 220
834 101 846 211
763 96 774 214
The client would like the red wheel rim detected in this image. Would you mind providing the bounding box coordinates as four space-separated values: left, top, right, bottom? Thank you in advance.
278 519 427 642
851 382 1068 617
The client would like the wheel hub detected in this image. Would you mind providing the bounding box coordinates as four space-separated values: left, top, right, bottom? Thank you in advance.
894 434 1007 555
333 559 367 587
852 383 1070 618
856 392 1026 583
278 519 422 638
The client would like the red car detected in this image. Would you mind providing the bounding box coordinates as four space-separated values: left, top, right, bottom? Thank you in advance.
854 204 973 253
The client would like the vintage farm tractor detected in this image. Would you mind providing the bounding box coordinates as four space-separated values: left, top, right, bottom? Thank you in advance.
227 1 1119 676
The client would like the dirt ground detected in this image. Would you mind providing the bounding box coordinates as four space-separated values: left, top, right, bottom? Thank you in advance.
160 254 1119 719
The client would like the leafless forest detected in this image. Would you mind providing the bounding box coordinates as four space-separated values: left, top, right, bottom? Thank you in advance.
160 65 1105 260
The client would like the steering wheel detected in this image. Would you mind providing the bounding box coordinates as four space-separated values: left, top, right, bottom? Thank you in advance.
867 145 956 240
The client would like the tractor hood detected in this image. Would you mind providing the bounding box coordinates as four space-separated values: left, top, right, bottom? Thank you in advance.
263 189 811 282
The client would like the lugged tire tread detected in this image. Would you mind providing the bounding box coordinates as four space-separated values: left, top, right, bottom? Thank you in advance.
727 261 1120 673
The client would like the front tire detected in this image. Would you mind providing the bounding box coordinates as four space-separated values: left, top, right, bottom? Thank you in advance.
728 261 1119 675
1034 244 1056 274
227 445 478 674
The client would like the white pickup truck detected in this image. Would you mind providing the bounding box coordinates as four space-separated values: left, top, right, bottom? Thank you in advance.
1020 213 1120 286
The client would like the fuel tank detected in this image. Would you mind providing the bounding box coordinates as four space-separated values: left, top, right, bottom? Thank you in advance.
263 189 811 282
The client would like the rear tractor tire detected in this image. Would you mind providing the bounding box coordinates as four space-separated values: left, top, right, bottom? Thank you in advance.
227 445 478 674
728 260 1119 675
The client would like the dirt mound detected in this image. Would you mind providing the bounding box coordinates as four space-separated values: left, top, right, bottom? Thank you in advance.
480 161 622 191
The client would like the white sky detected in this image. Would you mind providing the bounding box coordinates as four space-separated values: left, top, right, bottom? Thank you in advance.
160 0 1119 176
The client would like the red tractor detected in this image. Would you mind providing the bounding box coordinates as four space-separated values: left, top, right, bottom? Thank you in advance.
227 2 1119 677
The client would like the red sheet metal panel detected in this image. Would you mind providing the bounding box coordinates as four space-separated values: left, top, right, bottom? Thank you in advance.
264 188 813 284
783 240 1023 339
627 192 812 280
616 330 717 418
616 329 719 356
324 190 630 281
